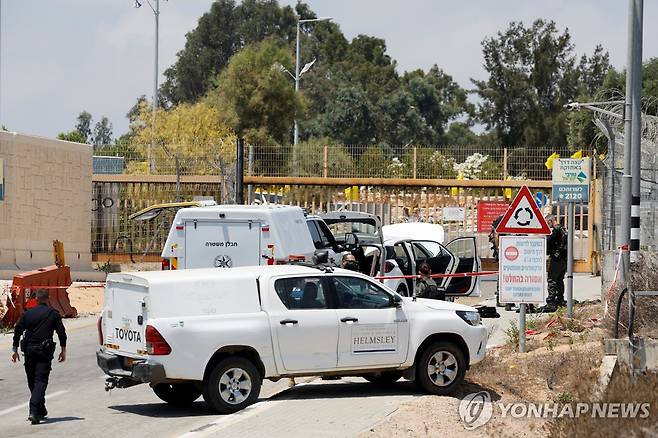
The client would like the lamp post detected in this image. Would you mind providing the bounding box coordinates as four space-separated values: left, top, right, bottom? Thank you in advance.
293 16 332 145
133 0 163 173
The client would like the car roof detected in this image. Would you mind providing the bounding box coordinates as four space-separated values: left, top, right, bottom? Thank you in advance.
108 265 324 285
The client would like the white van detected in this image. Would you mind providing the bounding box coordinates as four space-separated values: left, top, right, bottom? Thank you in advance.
160 205 317 269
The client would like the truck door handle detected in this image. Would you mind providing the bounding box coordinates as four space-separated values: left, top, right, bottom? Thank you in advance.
280 318 298 325
340 317 358 323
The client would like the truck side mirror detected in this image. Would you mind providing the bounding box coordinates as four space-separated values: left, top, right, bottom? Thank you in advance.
313 250 329 265
391 294 402 308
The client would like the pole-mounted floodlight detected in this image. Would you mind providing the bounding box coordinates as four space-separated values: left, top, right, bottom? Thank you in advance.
133 0 142 8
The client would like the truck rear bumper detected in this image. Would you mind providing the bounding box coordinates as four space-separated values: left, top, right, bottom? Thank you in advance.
96 350 166 383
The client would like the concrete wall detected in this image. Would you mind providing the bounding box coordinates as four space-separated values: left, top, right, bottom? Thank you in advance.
0 132 92 275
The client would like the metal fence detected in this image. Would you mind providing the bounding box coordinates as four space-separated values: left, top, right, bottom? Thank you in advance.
93 143 576 180
92 175 592 271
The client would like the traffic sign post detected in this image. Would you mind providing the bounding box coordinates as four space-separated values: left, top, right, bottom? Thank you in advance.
496 186 551 352
552 158 591 318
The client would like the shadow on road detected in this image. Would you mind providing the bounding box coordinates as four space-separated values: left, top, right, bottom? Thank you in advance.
272 378 502 403
42 416 85 424
107 379 502 419
108 401 217 418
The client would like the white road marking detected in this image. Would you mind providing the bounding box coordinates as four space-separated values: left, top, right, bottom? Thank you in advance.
0 390 69 417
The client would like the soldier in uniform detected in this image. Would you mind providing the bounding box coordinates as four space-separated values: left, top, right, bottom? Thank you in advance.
11 288 67 425
542 214 568 312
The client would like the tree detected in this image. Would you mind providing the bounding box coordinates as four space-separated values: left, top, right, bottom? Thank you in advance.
75 111 93 143
92 117 113 147
160 0 297 106
130 100 236 175
472 20 607 149
57 130 86 143
206 38 304 145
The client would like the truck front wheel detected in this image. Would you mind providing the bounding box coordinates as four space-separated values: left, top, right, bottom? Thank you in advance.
152 382 202 405
415 341 466 395
203 357 261 414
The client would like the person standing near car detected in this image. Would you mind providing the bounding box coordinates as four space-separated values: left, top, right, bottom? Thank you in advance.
11 288 67 425
415 262 444 300
542 214 568 312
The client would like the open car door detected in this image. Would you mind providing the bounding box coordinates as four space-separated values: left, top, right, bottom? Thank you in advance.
443 236 480 297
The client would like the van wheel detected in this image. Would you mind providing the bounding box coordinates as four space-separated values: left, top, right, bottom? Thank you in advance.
152 382 202 405
415 341 465 395
203 357 261 414
397 285 409 297
363 371 403 385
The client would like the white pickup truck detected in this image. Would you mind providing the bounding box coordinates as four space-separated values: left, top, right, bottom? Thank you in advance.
97 265 488 414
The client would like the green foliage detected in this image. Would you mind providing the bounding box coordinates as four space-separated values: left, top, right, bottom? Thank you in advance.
57 130 86 143
357 146 387 177
473 20 610 149
505 320 520 347
76 111 93 143
160 0 297 105
410 147 457 179
207 38 304 145
92 116 113 147
289 138 353 177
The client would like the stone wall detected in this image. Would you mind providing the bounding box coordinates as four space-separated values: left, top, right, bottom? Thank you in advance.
0 132 92 274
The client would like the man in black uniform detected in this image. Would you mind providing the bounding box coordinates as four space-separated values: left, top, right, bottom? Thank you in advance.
543 214 568 312
11 288 67 425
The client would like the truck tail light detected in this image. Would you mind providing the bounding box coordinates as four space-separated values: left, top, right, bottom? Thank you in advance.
97 315 103 345
385 261 395 273
161 259 170 270
288 255 306 262
146 325 171 355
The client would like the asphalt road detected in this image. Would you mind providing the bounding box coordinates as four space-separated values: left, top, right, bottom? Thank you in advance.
0 318 420 438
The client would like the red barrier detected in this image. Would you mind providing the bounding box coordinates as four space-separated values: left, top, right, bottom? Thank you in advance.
1 265 77 328
373 270 499 281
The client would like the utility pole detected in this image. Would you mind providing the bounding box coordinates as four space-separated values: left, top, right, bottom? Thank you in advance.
630 0 643 261
620 0 636 273
150 0 160 174
294 19 301 146
133 0 161 174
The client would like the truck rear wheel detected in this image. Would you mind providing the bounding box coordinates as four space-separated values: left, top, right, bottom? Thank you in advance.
363 371 403 385
152 382 202 405
415 341 465 395
203 356 261 414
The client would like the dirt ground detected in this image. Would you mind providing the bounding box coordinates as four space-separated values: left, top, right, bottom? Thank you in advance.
67 282 105 316
360 302 658 438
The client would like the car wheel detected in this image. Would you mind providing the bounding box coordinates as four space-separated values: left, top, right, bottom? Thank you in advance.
397 285 409 297
415 341 466 395
203 356 261 414
152 382 202 405
363 371 403 385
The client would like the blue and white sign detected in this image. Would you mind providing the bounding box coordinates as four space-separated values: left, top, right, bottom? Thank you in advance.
552 158 590 203
534 191 548 208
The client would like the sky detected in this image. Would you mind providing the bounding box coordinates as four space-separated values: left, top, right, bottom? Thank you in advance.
1 0 656 139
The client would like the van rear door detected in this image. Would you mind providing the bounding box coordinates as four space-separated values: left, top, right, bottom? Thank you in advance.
184 220 262 269
104 279 148 357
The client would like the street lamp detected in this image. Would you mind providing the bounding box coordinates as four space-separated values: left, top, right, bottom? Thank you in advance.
293 16 332 145
133 0 166 173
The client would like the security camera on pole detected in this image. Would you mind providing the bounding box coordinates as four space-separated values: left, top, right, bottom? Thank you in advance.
496 186 551 353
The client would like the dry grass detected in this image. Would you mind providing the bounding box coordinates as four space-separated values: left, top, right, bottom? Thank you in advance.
607 252 658 339
548 368 658 437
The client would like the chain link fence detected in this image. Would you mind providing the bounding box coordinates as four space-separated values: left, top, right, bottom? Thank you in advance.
91 142 586 262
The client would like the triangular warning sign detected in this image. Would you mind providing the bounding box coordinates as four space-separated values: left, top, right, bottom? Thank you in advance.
496 185 551 235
